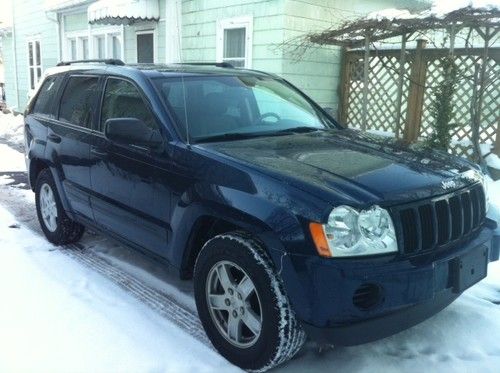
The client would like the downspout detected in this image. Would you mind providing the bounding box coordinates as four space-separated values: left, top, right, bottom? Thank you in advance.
11 0 19 109
45 11 61 61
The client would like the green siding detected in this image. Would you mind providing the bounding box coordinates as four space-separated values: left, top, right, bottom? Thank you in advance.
281 0 427 110
64 12 88 32
3 0 59 109
2 35 16 108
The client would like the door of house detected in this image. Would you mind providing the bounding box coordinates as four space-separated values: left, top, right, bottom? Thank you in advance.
137 32 154 63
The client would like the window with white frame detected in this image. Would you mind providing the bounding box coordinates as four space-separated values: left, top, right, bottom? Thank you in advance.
111 35 121 59
216 16 253 68
82 37 89 59
69 38 77 60
64 28 122 61
66 35 89 60
93 33 121 59
28 40 42 90
95 35 105 59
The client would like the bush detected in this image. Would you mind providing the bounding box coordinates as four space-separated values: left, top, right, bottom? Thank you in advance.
427 56 459 151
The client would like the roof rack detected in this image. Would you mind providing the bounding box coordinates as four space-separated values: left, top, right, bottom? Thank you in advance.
176 62 234 68
56 59 125 67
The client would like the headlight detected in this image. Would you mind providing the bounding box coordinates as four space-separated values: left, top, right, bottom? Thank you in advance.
311 205 398 257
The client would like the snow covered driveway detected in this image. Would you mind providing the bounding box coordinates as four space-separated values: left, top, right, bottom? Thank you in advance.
0 139 499 372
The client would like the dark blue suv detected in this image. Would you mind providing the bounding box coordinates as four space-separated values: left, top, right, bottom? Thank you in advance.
24 60 499 371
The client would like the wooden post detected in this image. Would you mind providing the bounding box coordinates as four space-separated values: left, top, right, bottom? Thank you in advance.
404 39 427 143
394 33 408 139
338 47 352 125
361 35 370 131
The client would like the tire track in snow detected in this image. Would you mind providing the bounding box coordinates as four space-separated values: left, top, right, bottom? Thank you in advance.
0 179 211 348
64 243 210 345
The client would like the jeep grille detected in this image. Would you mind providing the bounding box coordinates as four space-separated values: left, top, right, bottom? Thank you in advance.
392 183 486 255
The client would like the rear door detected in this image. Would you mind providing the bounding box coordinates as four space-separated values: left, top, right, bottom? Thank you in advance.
46 74 101 220
89 76 172 254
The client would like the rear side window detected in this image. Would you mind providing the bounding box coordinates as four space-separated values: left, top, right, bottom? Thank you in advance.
100 78 157 131
32 76 62 117
59 76 99 128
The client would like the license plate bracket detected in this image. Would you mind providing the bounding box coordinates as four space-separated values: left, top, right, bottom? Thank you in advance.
451 245 488 293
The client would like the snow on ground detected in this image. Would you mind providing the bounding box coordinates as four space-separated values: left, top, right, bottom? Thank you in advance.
0 111 24 147
0 205 237 373
0 130 500 372
480 143 500 171
0 144 27 172
486 177 500 232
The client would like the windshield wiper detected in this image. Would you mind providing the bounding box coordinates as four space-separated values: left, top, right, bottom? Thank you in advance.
194 127 325 143
273 126 325 135
194 132 266 143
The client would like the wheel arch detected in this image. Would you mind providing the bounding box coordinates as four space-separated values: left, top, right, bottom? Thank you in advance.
30 158 73 218
179 213 279 280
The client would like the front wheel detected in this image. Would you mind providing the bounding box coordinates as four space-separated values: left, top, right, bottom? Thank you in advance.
194 232 305 371
35 169 85 245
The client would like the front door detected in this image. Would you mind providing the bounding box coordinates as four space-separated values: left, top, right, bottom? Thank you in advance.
89 77 171 255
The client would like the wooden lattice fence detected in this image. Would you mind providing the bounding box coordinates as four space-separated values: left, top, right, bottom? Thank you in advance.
339 46 500 158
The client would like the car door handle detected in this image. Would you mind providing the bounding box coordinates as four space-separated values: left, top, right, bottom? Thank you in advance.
47 133 61 143
90 146 107 158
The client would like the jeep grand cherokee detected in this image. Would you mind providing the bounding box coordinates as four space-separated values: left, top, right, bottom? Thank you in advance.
24 60 499 371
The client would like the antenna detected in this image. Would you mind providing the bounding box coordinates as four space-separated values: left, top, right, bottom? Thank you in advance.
175 0 190 146
181 74 190 146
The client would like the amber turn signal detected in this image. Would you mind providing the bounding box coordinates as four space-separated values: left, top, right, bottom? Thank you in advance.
309 222 332 257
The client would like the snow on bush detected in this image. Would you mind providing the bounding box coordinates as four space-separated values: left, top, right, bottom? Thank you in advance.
0 112 24 147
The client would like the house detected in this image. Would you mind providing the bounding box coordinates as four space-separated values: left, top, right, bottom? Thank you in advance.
0 0 430 112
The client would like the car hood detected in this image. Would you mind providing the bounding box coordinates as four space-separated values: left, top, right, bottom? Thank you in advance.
199 129 479 206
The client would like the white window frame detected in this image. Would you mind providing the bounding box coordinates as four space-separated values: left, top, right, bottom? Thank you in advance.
135 29 157 63
63 26 122 61
93 34 106 59
27 38 42 92
216 16 253 68
65 31 89 60
108 33 123 60
68 37 77 60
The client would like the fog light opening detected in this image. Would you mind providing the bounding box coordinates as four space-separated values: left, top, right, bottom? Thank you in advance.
353 283 383 310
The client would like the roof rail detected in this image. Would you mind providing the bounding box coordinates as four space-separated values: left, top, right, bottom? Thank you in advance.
56 59 125 67
176 62 234 68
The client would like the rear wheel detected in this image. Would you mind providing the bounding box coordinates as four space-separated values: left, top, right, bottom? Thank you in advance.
194 232 305 371
35 169 84 245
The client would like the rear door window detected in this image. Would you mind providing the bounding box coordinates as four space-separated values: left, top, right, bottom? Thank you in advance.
59 76 99 128
32 76 63 118
100 78 157 132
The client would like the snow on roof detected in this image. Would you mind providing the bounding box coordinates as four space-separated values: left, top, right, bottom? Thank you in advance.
308 5 500 48
431 0 499 17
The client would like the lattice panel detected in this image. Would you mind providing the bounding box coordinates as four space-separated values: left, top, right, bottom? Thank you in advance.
420 54 499 158
345 54 411 134
343 48 499 160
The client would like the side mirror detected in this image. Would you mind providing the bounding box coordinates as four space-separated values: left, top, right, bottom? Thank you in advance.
105 118 164 151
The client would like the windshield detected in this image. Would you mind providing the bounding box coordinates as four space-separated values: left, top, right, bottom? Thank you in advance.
153 75 337 142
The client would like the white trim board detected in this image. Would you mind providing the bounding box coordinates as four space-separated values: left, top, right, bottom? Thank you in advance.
216 15 253 68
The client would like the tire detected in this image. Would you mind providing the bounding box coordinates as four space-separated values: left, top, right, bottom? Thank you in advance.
35 168 85 245
194 232 305 372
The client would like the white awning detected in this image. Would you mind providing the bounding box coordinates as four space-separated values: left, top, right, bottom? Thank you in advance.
88 0 160 25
